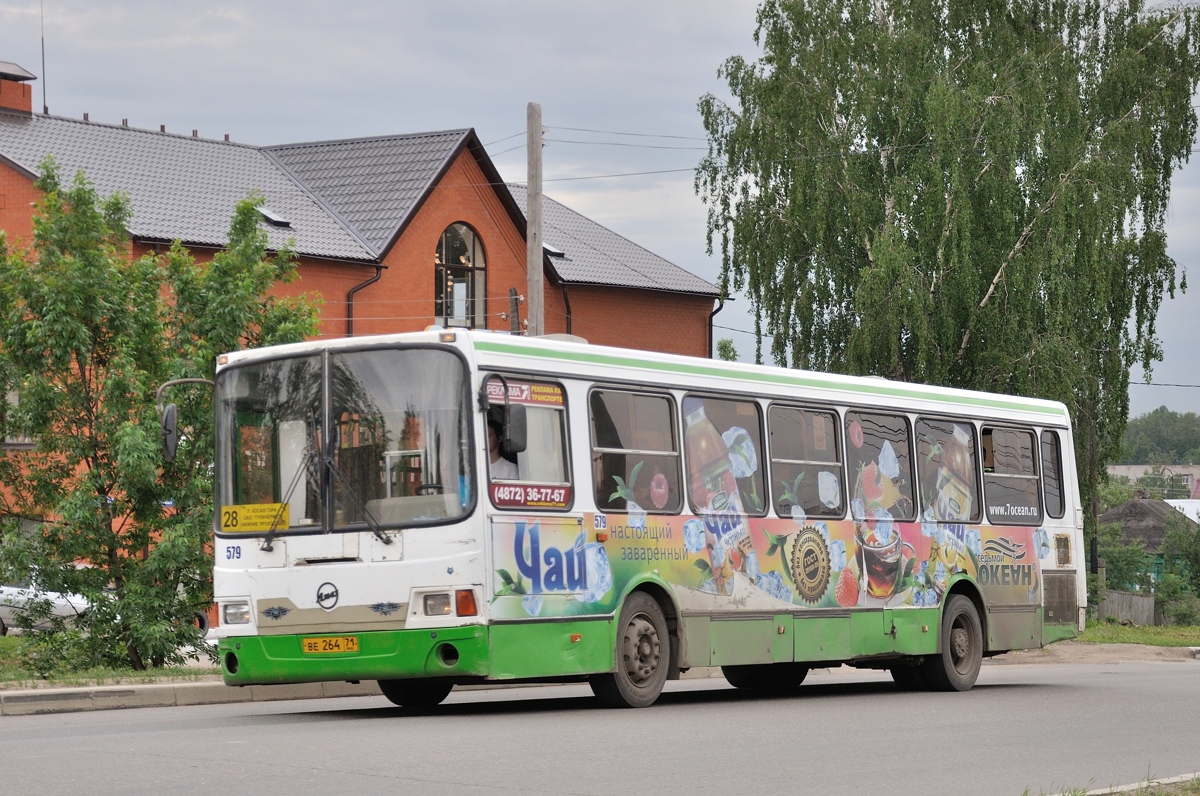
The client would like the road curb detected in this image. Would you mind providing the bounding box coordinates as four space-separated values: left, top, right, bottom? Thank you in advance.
0 667 729 717
0 680 382 717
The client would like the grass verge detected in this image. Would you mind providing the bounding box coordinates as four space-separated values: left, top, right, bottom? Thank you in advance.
1077 621 1200 646
1040 776 1200 794
0 634 219 689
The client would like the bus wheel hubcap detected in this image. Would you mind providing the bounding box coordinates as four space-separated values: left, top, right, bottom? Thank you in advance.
623 614 659 685
950 624 970 668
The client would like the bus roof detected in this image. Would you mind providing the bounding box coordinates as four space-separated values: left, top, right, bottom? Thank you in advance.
218 330 1071 427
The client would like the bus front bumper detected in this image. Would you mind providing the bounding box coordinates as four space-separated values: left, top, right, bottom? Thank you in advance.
218 625 490 686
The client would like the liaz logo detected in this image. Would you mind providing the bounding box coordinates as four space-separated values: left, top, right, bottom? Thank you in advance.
316 582 339 610
512 521 586 594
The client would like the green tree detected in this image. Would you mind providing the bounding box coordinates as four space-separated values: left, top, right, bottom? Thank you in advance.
0 160 318 670
716 337 739 362
697 0 1200 571
1121 405 1200 464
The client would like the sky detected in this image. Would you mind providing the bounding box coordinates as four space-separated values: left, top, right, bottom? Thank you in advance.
1 0 1198 419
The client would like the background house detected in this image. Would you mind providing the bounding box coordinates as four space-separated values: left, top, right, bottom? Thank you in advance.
1097 498 1197 581
0 61 719 357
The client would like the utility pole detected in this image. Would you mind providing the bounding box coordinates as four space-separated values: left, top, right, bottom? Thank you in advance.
526 102 544 337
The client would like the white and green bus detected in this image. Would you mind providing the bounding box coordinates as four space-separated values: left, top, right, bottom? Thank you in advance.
209 330 1084 708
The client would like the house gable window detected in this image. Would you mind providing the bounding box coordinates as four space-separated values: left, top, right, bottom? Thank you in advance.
435 223 486 328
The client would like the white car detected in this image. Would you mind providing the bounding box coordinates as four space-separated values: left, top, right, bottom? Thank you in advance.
0 573 89 635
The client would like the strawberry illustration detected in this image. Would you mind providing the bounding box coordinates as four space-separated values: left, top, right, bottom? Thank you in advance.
650 472 669 509
835 566 858 607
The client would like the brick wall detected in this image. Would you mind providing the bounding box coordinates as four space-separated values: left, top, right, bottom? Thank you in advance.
0 160 38 247
563 286 714 358
0 79 33 114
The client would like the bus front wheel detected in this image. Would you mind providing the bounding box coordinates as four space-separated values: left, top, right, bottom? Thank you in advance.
590 592 669 708
919 594 983 691
378 679 453 708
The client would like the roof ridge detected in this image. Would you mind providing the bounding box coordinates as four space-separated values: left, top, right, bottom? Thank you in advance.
264 128 472 153
260 147 381 260
20 111 261 149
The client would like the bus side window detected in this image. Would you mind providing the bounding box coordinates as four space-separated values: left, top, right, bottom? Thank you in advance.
590 390 681 514
915 418 981 523
1041 430 1065 519
768 405 843 519
682 395 767 517
845 411 916 521
981 427 1042 525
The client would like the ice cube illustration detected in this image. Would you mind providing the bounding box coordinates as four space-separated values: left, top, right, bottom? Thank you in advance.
814 521 830 540
711 535 728 566
722 426 759 477
626 501 646 530
580 542 614 603
934 561 947 588
965 528 982 558
684 519 706 553
745 550 761 580
829 539 847 572
522 594 543 617
921 508 938 538
873 508 895 544
851 498 866 521
818 470 840 508
700 579 718 594
757 570 792 603
878 440 900 479
1034 528 1050 560
790 504 807 524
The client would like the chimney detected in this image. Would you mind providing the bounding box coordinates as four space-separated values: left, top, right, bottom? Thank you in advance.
0 60 36 115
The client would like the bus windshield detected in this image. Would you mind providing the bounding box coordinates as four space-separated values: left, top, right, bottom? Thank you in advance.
216 347 474 533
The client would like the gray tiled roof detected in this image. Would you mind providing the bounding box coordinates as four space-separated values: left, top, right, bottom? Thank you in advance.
265 131 469 257
0 110 716 297
0 111 373 261
507 184 717 296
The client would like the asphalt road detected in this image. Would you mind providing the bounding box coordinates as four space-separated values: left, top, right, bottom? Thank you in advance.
2 661 1197 796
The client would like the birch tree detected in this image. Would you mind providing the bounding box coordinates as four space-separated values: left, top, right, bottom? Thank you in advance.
697 0 1200 566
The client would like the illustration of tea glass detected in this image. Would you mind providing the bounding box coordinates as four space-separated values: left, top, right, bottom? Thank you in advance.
859 533 915 599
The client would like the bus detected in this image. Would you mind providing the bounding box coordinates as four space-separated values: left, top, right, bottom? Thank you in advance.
207 329 1085 708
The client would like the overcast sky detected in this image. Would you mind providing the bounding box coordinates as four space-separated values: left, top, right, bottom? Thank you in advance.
2 0 1198 419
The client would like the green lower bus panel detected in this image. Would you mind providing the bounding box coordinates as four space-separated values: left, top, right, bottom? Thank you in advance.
219 619 616 686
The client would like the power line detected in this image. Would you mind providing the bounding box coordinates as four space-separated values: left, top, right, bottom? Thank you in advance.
484 131 524 146
545 138 707 151
544 166 697 183
550 125 708 142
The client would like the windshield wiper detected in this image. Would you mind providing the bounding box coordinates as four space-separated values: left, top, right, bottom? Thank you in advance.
261 443 320 553
325 455 392 546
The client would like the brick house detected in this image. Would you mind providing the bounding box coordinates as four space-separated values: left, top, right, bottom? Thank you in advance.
0 61 719 358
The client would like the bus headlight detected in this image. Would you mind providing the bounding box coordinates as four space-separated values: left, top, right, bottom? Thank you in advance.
223 602 251 624
423 593 452 615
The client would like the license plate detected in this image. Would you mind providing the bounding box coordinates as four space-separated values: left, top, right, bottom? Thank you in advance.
301 636 359 654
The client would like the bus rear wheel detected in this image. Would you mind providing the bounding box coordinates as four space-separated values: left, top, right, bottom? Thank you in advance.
377 679 454 708
722 663 808 692
919 594 983 692
590 592 669 708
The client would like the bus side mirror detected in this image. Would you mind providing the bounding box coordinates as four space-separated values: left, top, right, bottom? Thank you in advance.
504 403 527 455
161 403 179 462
